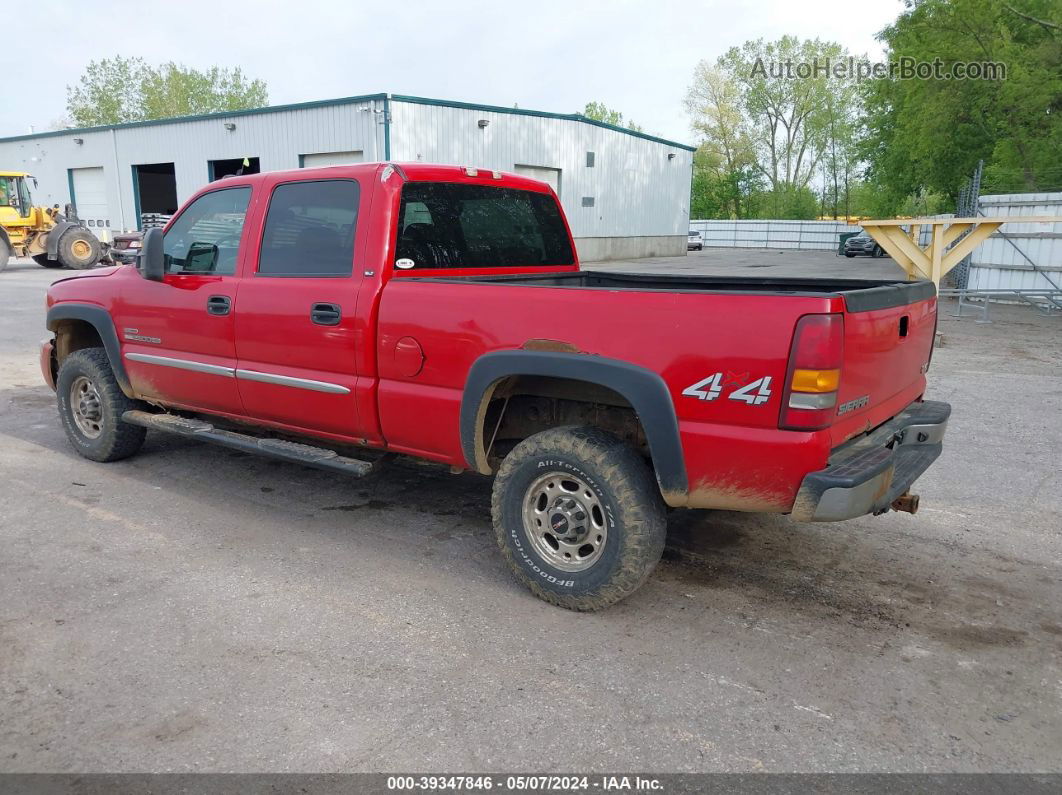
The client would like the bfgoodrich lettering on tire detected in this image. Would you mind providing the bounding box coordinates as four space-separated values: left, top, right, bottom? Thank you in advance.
56 347 146 462
491 425 666 611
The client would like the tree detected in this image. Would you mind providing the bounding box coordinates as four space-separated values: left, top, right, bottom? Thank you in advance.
689 148 763 219
686 37 860 219
720 37 858 214
581 101 643 132
684 65 758 218
859 0 1062 206
67 57 268 127
685 65 751 175
66 58 146 127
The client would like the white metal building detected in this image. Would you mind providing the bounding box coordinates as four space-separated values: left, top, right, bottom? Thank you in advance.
0 93 694 261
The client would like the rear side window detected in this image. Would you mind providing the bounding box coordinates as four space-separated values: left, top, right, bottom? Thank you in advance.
395 183 574 269
163 187 251 275
258 180 359 276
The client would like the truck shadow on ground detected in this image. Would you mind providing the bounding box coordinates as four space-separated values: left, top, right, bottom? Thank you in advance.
2 383 1056 648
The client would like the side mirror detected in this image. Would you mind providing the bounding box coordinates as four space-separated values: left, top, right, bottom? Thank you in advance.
140 228 165 282
185 241 219 273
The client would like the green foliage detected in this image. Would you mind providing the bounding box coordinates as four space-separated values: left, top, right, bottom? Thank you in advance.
686 37 861 219
846 180 898 218
67 57 268 127
860 0 1062 204
66 58 144 127
754 186 821 219
581 101 643 132
690 147 764 218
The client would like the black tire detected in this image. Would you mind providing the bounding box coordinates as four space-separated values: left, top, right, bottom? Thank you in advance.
56 348 145 462
32 253 64 268
872 245 884 258
491 425 666 611
57 227 101 270
0 237 9 272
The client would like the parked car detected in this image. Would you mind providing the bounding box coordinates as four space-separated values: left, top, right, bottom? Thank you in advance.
688 230 703 251
844 231 885 258
39 163 948 610
109 230 143 265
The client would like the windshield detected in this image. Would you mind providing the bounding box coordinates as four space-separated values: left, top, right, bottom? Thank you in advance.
0 176 33 216
395 182 574 269
0 176 14 207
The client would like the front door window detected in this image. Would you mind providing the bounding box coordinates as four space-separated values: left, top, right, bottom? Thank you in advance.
163 187 251 275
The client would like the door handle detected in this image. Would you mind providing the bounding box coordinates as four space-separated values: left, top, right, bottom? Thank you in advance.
207 295 231 316
311 302 342 326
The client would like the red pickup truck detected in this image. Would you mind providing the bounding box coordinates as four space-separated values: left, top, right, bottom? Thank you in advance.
40 162 950 610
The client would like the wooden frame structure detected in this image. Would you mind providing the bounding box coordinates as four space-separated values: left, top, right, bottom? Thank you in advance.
859 217 1055 285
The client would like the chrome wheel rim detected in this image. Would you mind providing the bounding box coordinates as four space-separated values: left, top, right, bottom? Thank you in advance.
70 376 103 439
522 471 607 572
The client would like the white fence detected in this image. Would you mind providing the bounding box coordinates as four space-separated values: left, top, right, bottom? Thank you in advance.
968 193 1062 291
688 220 854 251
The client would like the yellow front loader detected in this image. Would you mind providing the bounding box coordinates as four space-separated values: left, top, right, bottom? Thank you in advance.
0 172 102 272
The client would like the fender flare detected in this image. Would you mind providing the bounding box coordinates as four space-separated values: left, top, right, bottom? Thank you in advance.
460 350 688 499
46 303 132 396
46 220 78 261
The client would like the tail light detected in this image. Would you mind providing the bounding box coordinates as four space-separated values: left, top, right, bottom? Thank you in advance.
779 314 844 430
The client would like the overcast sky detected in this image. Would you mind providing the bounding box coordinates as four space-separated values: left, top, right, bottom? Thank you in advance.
2 0 902 143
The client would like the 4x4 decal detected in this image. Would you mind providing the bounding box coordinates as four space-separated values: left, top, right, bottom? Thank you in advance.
682 372 773 405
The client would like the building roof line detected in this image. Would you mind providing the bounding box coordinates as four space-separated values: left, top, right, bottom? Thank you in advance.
0 92 697 152
0 93 390 143
390 94 696 151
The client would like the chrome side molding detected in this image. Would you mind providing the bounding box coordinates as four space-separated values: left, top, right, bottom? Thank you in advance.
124 353 350 394
124 352 235 378
234 369 350 394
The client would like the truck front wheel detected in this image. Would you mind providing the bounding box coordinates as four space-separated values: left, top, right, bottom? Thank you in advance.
491 426 666 611
56 348 145 462
57 228 101 270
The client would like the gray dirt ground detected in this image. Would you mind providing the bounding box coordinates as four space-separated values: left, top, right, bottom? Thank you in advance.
0 250 1060 773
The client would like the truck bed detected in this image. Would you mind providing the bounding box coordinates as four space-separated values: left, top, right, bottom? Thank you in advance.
413 270 936 310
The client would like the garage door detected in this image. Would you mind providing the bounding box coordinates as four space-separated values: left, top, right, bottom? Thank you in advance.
514 164 562 196
300 151 364 168
69 167 110 234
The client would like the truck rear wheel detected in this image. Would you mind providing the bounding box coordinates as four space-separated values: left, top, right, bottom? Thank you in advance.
57 227 101 270
491 425 666 611
56 348 145 462
32 253 63 268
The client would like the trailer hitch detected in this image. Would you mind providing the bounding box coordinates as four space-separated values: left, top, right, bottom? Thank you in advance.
891 492 920 514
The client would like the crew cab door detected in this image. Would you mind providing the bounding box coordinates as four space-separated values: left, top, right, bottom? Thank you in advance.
233 177 364 438
117 185 252 414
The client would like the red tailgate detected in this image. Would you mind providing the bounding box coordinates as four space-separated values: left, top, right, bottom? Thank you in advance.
830 283 938 446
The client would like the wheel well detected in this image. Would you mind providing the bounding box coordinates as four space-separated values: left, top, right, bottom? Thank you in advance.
54 319 104 366
478 375 648 472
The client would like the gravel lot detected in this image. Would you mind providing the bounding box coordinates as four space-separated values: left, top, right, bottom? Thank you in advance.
1 252 1060 773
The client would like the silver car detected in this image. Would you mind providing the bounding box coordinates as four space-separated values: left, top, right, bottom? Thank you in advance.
687 230 703 251
844 232 884 258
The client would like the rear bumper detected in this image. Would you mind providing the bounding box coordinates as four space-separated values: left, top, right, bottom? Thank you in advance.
791 399 950 522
